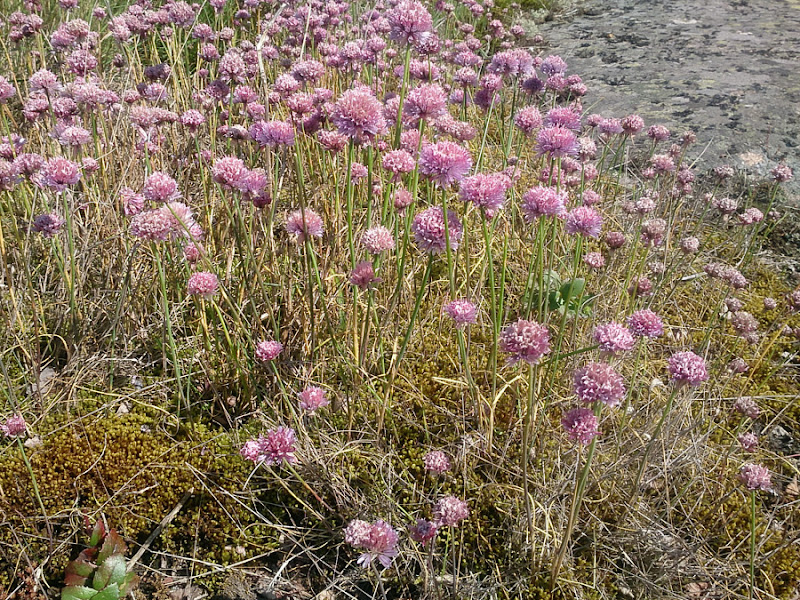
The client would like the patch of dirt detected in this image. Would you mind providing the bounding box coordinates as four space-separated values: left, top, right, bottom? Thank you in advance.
525 0 800 201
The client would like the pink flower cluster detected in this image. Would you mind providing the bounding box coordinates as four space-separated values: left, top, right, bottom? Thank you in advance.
345 519 399 569
240 427 297 466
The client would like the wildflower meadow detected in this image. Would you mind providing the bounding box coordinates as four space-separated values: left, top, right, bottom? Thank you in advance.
0 0 798 598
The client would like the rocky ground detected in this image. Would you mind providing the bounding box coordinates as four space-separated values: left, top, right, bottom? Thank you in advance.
526 0 800 200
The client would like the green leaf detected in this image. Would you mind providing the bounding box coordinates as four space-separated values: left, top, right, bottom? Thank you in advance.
61 585 98 600
93 556 126 590
89 520 106 548
559 278 586 303
90 584 121 600
96 530 126 565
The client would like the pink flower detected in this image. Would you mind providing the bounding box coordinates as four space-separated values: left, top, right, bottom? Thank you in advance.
405 83 447 123
733 397 760 419
32 213 65 237
521 186 567 221
255 340 283 363
129 209 174 241
409 519 438 546
583 252 605 269
361 226 395 254
423 450 451 474
297 386 329 412
544 106 582 131
458 172 512 217
593 322 635 354
514 106 543 135
382 150 416 178
573 362 626 407
418 141 473 189
212 156 248 189
143 171 181 202
561 407 600 445
536 126 579 158
412 206 463 254
242 427 297 466
667 351 708 387
738 463 772 491
627 310 664 339
286 209 324 242
388 0 433 45
346 520 399 569
565 206 603 238
738 433 758 453
330 88 387 145
433 495 469 527
1 414 26 438
187 271 219 299
443 299 477 328
35 157 81 191
350 261 381 290
499 319 551 365
250 120 295 147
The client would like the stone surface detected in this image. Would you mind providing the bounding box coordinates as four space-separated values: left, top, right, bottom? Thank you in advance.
529 0 800 199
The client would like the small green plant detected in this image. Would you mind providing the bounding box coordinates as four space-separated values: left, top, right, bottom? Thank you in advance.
61 518 136 600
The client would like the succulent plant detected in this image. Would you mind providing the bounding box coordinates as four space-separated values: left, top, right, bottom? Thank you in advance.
61 518 136 600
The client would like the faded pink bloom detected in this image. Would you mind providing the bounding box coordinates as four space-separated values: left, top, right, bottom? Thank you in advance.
405 83 447 123
583 252 605 269
35 157 81 191
187 271 219 299
514 106 543 135
521 186 567 221
627 309 664 339
382 150 416 178
733 396 760 419
361 226 395 254
647 125 671 142
388 0 433 45
240 426 297 466
409 519 438 546
350 261 381 290
536 125 579 158
412 206 463 254
330 88 387 145
433 495 469 527
255 340 283 363
458 172 512 217
738 432 758 453
298 386 329 413
212 156 248 189
738 463 772 491
286 209 324 242
770 163 793 182
143 171 180 202
32 213 65 237
499 319 550 365
573 362 626 407
593 322 635 354
443 299 477 328
565 206 603 238
423 450 451 474
418 141 473 188
1 414 26 438
680 236 700 254
346 520 399 569
667 351 708 387
129 209 174 241
561 407 600 445
250 120 295 147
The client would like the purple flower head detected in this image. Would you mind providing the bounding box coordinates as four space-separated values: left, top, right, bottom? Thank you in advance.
411 206 463 254
573 362 626 407
1 414 26 438
499 319 551 365
240 426 297 466
738 432 758 453
346 520 399 569
561 407 600 445
409 519 438 546
32 213 65 237
565 206 603 238
298 386 329 413
540 55 567 76
514 106 543 135
129 209 174 242
443 299 477 328
330 88 387 145
458 172 511 217
537 125 579 158
433 495 469 527
680 236 700 254
255 340 283 363
212 156 248 189
729 358 750 375
738 463 772 492
770 163 793 183
286 208 324 242
733 396 760 419
739 208 764 226
350 261 381 290
667 351 709 387
423 450 451 474
388 0 433 45
418 141 473 188
361 226 395 254
544 106 582 131
521 186 567 221
621 114 645 135
593 322 635 354
250 120 295 147
763 297 777 311
187 271 219 299
405 83 447 123
143 171 181 202
647 125 671 142
627 309 664 339
584 252 605 269
180 109 206 130
35 157 81 192
382 150 416 178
